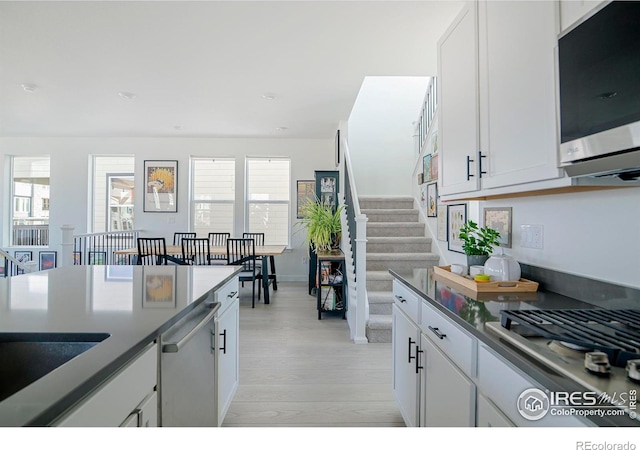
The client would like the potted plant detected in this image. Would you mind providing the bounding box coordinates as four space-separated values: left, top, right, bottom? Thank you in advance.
297 197 344 253
458 220 501 267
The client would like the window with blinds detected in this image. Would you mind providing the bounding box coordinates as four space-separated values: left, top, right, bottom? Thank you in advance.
246 158 290 246
192 158 235 236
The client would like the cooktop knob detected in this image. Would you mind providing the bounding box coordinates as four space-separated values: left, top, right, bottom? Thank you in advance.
626 359 640 383
584 351 611 376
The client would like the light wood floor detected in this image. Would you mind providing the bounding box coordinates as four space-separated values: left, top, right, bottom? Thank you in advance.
222 281 405 427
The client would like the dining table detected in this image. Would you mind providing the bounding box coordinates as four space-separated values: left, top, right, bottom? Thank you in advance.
113 244 286 304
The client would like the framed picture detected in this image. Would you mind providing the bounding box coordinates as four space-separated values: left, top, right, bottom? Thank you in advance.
296 180 315 219
39 251 57 271
447 203 467 254
426 183 438 217
423 154 432 183
483 207 513 248
144 160 178 213
73 251 82 265
437 205 447 241
142 267 176 308
0 257 6 277
14 250 32 275
335 129 341 167
89 251 106 265
430 153 439 181
320 176 336 193
419 184 427 207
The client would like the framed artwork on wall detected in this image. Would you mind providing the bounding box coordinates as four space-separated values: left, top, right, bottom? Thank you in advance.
89 251 106 265
426 183 438 217
437 205 447 241
447 203 467 254
423 154 432 183
483 207 513 248
73 251 82 265
39 251 57 271
335 129 341 167
144 160 178 212
296 180 315 219
14 251 32 275
419 184 427 208
430 153 439 181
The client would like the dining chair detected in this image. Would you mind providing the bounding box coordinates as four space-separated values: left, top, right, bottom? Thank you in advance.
173 232 197 246
137 237 168 265
243 232 278 293
208 232 231 264
181 238 212 265
227 238 260 307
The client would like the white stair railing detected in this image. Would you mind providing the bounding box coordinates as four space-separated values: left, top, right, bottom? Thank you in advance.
342 140 368 344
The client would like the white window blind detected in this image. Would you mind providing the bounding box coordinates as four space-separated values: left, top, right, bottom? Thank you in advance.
192 158 235 236
246 158 290 246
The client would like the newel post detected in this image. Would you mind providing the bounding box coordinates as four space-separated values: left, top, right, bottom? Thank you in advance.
60 224 75 267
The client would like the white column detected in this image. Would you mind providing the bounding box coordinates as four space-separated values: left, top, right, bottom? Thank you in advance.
60 224 75 267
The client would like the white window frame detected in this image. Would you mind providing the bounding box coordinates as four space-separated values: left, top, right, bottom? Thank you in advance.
10 156 50 247
245 157 291 247
190 157 236 236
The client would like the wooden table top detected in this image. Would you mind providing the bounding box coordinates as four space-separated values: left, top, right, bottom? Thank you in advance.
114 244 287 256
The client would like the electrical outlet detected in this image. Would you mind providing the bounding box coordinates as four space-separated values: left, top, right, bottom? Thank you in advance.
520 224 544 249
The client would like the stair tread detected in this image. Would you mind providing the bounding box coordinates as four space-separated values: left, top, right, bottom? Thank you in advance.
368 222 424 227
367 236 431 242
360 196 413 201
366 271 394 280
367 315 392 329
368 291 394 303
367 252 439 259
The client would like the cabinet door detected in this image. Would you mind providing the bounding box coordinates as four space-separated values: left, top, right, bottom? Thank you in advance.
120 391 158 427
477 393 514 427
478 0 562 190
560 0 605 32
421 335 476 427
438 3 480 196
392 305 420 427
216 296 239 426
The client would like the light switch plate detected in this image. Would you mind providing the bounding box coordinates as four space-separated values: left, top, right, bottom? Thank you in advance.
520 224 543 249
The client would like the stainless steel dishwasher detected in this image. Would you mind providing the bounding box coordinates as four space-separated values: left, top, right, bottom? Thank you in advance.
159 301 220 426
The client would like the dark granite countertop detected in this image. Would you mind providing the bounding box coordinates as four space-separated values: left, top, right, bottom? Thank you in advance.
0 265 241 427
390 267 640 427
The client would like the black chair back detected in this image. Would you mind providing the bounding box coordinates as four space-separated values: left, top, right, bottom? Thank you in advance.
137 238 168 265
208 232 231 262
173 232 196 246
181 238 211 265
227 238 257 273
243 232 265 246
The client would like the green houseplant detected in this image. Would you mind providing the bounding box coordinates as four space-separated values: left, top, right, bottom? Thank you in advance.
298 197 344 252
458 220 501 267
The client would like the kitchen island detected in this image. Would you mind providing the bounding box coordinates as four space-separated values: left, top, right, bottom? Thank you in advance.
0 264 241 427
391 267 640 427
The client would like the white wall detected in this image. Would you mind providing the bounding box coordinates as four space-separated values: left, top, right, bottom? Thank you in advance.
348 76 429 196
416 184 640 289
0 137 334 281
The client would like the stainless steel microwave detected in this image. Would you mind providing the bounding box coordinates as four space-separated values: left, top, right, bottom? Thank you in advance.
558 1 640 180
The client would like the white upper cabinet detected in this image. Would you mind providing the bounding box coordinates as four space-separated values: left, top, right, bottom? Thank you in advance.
438 3 480 196
477 0 563 190
559 0 606 33
438 0 564 198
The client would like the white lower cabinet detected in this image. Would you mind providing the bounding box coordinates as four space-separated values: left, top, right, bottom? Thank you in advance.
420 335 475 427
476 393 514 427
214 276 240 426
54 343 158 427
392 303 420 427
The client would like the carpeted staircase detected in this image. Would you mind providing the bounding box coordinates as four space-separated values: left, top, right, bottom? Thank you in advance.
360 196 440 343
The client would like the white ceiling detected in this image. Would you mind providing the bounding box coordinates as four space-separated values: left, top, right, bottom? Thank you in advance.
0 1 463 139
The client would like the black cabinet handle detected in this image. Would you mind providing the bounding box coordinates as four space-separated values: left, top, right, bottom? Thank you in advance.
428 326 446 340
394 295 406 303
228 291 238 298
466 155 475 180
220 329 227 354
408 337 416 363
415 346 424 374
479 151 487 178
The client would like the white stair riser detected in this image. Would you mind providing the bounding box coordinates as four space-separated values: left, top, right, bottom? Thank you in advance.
366 278 393 291
366 327 392 343
369 303 393 315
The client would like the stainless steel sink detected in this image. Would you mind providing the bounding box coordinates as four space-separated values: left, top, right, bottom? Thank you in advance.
0 332 110 402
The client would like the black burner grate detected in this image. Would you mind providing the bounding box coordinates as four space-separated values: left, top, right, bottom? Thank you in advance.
500 309 640 367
